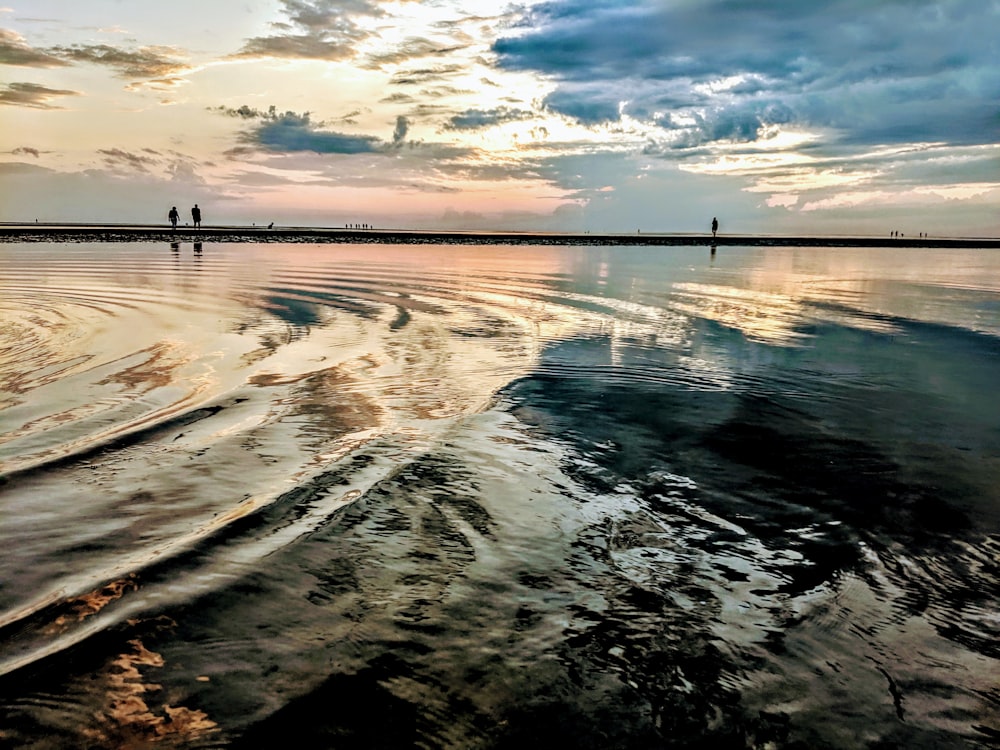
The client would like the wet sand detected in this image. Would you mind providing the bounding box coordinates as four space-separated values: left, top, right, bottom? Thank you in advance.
2 222 998 247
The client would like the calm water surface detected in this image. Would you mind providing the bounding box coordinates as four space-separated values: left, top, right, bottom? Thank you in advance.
0 242 998 748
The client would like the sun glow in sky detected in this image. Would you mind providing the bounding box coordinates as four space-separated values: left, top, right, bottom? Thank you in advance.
1 0 998 234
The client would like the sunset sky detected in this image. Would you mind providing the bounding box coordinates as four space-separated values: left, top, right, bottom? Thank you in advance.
1 0 997 234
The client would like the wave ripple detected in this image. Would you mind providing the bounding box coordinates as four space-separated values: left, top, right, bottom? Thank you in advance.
1 241 998 748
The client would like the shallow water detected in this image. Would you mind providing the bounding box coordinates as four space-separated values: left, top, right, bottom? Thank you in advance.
0 241 998 748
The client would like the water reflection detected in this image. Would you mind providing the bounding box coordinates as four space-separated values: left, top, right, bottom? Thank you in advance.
0 242 997 748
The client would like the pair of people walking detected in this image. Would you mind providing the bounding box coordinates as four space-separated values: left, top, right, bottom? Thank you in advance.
168 204 202 230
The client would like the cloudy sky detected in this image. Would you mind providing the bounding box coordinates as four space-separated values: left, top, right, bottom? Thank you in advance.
1 0 997 234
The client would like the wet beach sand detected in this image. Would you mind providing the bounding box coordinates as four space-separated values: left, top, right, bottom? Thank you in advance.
2 222 998 247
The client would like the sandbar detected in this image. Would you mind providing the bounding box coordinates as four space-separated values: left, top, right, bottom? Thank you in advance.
1 223 997 248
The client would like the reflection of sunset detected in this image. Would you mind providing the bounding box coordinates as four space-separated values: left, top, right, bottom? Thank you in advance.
671 282 808 346
46 576 138 633
1 239 998 748
84 635 219 746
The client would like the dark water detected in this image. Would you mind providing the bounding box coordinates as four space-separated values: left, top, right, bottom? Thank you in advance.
0 241 997 749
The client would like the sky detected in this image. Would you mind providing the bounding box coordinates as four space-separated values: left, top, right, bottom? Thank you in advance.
1 0 998 235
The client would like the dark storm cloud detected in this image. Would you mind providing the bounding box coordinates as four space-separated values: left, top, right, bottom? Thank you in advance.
494 0 1000 150
0 81 79 109
0 28 70 67
231 0 379 60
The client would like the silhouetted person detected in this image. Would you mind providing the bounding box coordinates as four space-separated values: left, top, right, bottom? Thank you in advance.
168 206 179 230
191 204 202 229
268 222 274 229
711 217 718 237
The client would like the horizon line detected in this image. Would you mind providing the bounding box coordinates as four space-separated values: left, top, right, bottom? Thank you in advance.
1 222 998 248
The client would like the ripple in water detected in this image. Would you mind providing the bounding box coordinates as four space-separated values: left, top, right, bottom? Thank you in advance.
0 241 998 748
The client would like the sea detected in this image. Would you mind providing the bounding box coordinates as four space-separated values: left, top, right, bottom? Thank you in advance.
0 240 997 749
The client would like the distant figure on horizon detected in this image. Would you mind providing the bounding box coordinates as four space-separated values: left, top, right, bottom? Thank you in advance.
191 204 202 229
711 217 718 237
268 222 274 229
168 206 179 230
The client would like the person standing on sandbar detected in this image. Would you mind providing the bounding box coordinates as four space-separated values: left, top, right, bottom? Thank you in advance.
168 206 179 230
711 216 718 238
191 203 202 229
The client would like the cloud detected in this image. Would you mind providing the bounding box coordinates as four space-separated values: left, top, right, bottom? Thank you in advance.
125 76 189 92
0 81 79 109
389 64 465 86
211 102 528 194
380 92 416 104
492 0 1000 151
214 104 274 120
47 42 192 79
214 105 382 154
540 88 619 126
364 37 468 68
260 115 381 153
0 161 53 176
0 28 69 67
98 148 159 172
230 0 379 61
392 115 409 146
444 106 534 131
11 146 42 157
649 101 798 150
232 32 361 61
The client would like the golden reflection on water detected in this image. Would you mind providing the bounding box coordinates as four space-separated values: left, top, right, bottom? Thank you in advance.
46 576 138 634
670 282 810 345
82 629 219 747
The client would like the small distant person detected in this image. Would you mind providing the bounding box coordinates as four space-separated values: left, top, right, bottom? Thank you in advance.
711 217 719 237
268 222 274 229
168 206 179 230
191 204 202 229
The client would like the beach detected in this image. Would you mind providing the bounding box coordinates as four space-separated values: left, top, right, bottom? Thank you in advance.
0 239 997 748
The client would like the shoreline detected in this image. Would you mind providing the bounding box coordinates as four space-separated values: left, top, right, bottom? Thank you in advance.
1 223 998 248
